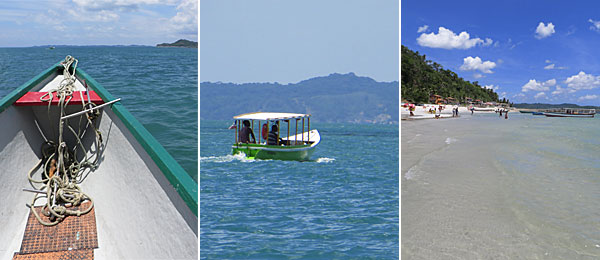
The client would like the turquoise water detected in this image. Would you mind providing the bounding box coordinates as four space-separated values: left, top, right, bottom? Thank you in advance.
200 120 399 259
0 46 197 180
402 113 600 259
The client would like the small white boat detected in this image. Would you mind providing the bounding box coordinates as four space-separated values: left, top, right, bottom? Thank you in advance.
0 56 197 259
231 112 320 161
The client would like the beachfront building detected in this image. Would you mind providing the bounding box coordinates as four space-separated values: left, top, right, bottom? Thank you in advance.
429 94 443 104
445 97 458 105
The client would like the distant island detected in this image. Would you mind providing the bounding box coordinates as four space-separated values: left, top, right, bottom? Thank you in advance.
201 73 399 124
157 39 197 48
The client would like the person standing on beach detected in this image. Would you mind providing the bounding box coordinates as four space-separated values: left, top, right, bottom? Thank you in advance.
499 109 503 117
505 110 508 119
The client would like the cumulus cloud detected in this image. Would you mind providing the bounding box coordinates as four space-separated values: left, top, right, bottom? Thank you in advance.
564 71 600 90
578 94 598 101
534 92 547 99
521 79 556 92
169 0 197 35
484 84 500 91
417 27 490 49
72 0 177 11
589 19 600 32
459 56 496 73
535 22 555 39
551 85 574 95
417 25 429 33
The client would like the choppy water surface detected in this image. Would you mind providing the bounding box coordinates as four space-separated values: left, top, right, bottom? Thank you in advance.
201 120 399 259
0 46 197 179
402 112 600 259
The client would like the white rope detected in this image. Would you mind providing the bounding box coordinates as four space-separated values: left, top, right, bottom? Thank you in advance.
27 55 99 226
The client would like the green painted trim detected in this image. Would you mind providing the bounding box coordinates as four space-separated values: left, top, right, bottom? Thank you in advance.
232 144 316 161
75 69 198 216
0 62 61 113
233 143 310 149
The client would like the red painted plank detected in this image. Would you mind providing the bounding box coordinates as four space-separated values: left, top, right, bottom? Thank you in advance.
14 91 104 106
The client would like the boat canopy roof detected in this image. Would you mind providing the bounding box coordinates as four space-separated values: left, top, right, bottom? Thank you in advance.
233 112 310 121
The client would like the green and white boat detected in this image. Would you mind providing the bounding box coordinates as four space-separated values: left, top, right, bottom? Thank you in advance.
231 112 320 161
0 57 197 259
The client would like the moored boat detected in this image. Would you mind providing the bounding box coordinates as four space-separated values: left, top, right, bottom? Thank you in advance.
0 56 197 259
231 112 320 161
544 108 596 118
519 110 534 113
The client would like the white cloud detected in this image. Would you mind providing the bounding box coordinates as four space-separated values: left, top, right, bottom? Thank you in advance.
579 95 598 101
521 79 556 92
72 0 177 11
589 19 600 32
417 27 489 49
483 38 493 46
417 25 429 33
484 84 500 91
169 0 198 35
535 22 555 39
534 92 547 99
544 64 555 70
460 56 496 73
473 73 484 79
564 71 600 90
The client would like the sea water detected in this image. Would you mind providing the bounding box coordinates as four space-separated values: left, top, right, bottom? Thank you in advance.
200 120 399 259
0 46 197 180
402 112 600 259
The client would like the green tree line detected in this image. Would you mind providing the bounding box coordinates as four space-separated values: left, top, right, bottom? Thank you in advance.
401 45 503 104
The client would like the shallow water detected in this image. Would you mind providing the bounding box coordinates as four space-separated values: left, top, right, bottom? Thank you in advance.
200 120 399 259
402 112 600 259
0 46 197 179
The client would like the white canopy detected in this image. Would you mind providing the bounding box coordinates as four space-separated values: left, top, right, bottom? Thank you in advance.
233 112 310 121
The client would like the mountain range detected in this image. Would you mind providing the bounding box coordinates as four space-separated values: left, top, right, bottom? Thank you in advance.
200 73 399 124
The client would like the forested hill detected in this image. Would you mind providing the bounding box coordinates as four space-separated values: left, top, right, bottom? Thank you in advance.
201 73 398 124
401 45 501 103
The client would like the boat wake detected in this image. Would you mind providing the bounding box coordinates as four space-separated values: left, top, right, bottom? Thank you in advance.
315 157 335 163
200 153 255 163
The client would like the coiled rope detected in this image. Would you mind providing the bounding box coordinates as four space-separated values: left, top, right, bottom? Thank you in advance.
26 55 101 226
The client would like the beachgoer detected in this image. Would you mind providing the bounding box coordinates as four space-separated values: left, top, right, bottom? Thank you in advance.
267 124 281 145
471 107 474 115
239 120 256 143
505 110 508 119
499 110 503 116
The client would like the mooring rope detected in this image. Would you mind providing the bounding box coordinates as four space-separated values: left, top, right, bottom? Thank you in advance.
26 55 100 226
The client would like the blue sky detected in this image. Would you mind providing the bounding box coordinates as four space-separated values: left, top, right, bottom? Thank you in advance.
0 0 197 47
200 0 398 84
402 0 600 105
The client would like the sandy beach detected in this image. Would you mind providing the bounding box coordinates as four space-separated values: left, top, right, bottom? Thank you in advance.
401 104 511 120
402 113 600 259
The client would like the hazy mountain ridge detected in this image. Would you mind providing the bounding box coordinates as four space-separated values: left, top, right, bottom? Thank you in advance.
201 72 399 124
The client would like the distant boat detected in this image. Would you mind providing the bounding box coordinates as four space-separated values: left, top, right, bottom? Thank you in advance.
231 112 320 161
48 46 55 49
532 112 545 115
519 110 534 113
544 108 596 118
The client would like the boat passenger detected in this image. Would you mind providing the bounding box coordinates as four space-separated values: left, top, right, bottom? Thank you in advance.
239 120 256 143
267 125 281 145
